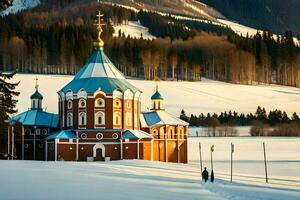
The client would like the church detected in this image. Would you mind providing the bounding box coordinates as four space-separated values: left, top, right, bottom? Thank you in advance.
8 11 189 163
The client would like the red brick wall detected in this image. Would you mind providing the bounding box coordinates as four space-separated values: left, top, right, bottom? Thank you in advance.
57 144 76 161
123 143 137 160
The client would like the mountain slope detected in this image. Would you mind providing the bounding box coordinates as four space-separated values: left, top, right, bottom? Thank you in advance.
0 0 40 15
199 0 300 35
103 0 222 20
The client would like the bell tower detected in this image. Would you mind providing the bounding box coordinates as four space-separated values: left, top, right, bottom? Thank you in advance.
30 78 43 110
151 84 164 111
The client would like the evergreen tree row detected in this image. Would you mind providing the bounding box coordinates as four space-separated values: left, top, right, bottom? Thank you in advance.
180 106 300 127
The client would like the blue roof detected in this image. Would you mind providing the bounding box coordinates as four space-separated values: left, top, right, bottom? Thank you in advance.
141 110 189 127
31 90 43 99
123 130 153 139
60 48 140 94
9 110 59 128
151 91 164 100
46 130 78 140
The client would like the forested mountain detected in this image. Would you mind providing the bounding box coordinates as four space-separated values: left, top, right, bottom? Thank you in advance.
0 0 300 87
200 0 300 36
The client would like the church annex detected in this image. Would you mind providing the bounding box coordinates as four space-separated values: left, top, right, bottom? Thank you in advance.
8 11 189 163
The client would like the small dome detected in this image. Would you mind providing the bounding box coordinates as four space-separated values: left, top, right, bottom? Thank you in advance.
31 90 43 99
151 91 164 100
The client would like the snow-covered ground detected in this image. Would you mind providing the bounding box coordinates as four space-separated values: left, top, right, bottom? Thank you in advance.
113 21 156 40
1 137 300 200
11 74 300 117
0 0 40 15
189 137 300 187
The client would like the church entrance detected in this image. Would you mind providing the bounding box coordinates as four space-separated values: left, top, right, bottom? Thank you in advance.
96 148 104 161
93 143 105 161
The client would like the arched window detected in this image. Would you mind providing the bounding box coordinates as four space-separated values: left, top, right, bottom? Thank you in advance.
67 113 73 127
114 99 121 108
79 99 86 108
114 112 121 125
126 101 131 108
95 98 105 107
95 111 105 126
67 100 72 109
126 112 131 126
79 112 87 126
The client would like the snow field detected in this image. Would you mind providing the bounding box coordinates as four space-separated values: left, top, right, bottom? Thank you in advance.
0 156 299 200
188 137 300 189
11 74 300 118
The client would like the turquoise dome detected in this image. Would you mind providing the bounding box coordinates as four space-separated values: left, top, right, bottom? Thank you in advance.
151 91 164 100
31 90 43 99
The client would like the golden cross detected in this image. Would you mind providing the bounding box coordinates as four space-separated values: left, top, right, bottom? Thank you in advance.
34 78 39 90
93 10 105 48
94 10 105 41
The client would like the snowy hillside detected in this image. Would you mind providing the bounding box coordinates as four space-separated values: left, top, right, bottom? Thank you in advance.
218 19 300 45
113 21 156 40
11 74 300 117
0 0 40 15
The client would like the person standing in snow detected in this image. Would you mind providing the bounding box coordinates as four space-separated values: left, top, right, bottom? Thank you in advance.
202 167 209 182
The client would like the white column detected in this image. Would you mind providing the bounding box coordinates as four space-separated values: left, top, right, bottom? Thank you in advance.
22 126 24 160
7 127 10 160
54 138 58 161
11 126 14 160
45 140 48 161
76 139 79 161
137 139 141 160
120 139 123 160
33 128 36 161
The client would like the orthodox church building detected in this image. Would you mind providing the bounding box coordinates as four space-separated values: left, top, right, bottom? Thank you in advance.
8 11 188 163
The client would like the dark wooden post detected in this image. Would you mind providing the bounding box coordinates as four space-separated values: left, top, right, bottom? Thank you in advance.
231 143 234 182
263 142 268 183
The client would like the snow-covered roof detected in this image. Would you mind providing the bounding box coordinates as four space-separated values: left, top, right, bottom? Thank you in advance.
60 48 140 94
46 130 78 140
9 110 59 128
123 130 153 139
140 110 189 128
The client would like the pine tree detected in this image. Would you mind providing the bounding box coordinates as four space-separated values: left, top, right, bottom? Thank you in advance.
0 71 19 153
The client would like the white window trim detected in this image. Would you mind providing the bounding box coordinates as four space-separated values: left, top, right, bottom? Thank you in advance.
96 133 103 140
78 112 87 126
78 99 86 108
67 113 73 127
95 98 105 107
95 111 105 126
112 133 119 139
42 129 48 135
67 100 73 109
81 133 87 139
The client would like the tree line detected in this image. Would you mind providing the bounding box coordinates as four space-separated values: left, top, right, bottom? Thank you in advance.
180 106 300 136
0 0 300 87
180 106 300 127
